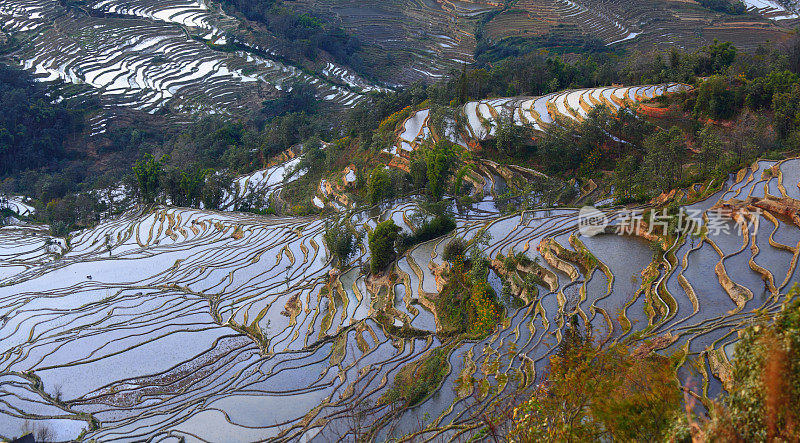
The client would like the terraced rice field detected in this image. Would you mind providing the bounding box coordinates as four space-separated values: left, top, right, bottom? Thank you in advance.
286 0 490 83
1 0 790 124
471 0 793 52
1 154 799 440
0 0 378 119
2 197 35 218
289 0 794 66
741 0 800 20
383 83 688 165
462 83 689 139
495 83 687 128
222 158 304 211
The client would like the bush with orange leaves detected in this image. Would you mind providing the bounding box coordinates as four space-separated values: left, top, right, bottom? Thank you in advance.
378 106 413 133
468 278 503 338
509 324 682 442
673 285 800 442
435 252 503 338
436 232 504 338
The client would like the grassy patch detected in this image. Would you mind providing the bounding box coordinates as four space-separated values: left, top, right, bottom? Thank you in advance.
382 345 451 407
433 258 504 338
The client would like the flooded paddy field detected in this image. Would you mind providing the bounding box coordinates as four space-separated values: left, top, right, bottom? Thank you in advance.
1 156 799 441
0 0 379 123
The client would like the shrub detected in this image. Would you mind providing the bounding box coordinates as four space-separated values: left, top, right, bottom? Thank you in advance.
435 273 470 334
468 280 502 337
443 238 467 263
367 167 392 205
368 220 400 274
378 106 413 132
384 346 451 407
400 214 456 249
324 217 357 267
502 251 533 271
435 245 503 337
416 214 455 241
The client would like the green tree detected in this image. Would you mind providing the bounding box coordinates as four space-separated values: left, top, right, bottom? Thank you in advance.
772 88 800 138
537 119 583 174
324 216 358 268
611 106 653 159
133 153 167 204
612 155 643 202
442 237 467 263
367 167 392 205
180 168 209 207
368 220 400 274
165 167 209 207
746 70 800 110
494 111 532 157
410 156 428 190
697 123 723 177
299 136 326 173
641 126 685 192
425 140 457 200
694 75 738 120
697 39 737 75
201 172 231 210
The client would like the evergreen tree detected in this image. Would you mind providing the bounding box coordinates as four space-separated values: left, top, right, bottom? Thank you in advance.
133 154 167 204
368 220 400 274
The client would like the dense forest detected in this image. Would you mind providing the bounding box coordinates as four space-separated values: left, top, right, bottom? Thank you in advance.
0 65 85 176
696 0 747 14
218 0 368 76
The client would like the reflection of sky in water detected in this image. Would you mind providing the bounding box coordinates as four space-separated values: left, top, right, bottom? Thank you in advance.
0 157 795 440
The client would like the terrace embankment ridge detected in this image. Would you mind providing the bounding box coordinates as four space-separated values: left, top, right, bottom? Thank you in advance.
719 195 800 228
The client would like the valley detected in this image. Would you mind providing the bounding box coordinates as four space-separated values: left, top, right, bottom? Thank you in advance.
2 0 800 441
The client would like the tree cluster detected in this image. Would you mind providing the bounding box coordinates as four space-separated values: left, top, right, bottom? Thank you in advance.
0 64 85 177
218 0 365 75
368 220 400 274
510 323 682 442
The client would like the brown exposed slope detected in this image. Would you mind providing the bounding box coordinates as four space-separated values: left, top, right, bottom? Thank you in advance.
282 0 792 85
490 0 791 51
280 0 494 83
